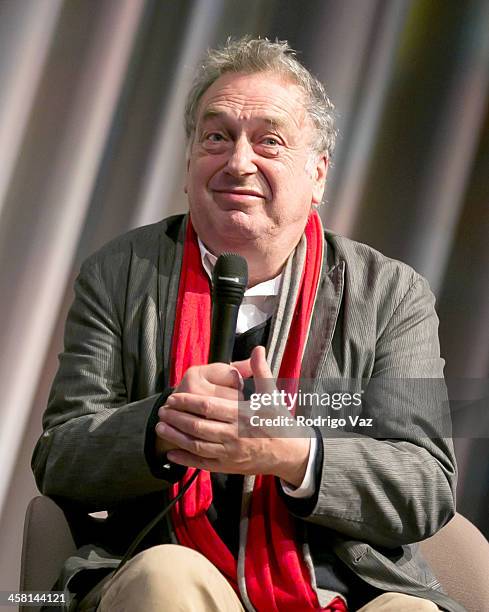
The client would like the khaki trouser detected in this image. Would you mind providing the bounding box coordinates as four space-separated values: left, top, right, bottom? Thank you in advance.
77 544 439 611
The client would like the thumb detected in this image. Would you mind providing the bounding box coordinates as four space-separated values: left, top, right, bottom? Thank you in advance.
250 346 275 396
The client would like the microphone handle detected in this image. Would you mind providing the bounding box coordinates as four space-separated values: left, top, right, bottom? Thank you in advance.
209 302 240 364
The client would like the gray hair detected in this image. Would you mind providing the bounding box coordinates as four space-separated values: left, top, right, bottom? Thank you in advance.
184 37 336 159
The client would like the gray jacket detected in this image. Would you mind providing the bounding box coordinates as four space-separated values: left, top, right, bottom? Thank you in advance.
32 214 462 611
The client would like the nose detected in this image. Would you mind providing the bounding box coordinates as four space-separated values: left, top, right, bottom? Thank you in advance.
224 136 257 177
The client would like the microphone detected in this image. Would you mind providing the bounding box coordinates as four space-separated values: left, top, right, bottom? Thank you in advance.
209 253 248 364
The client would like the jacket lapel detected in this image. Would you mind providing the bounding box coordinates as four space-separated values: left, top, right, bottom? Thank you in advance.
159 214 188 387
300 234 345 381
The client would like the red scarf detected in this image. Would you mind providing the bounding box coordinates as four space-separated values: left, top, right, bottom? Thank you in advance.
168 213 347 612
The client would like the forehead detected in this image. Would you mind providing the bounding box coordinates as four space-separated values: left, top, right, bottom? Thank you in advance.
196 71 309 130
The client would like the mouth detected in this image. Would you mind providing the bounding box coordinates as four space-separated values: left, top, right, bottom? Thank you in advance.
212 189 265 203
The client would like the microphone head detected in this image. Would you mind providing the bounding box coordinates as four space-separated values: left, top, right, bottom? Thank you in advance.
212 253 248 306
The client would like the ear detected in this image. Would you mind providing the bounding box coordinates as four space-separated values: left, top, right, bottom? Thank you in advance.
183 156 191 194
311 155 328 206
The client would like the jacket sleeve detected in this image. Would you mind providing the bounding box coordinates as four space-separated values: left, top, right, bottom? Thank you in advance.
285 275 457 547
32 255 171 511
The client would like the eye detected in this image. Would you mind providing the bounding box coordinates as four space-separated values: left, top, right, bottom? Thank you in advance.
206 132 225 142
261 137 280 146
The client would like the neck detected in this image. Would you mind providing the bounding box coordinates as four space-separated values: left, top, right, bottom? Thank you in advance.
207 236 299 287
243 248 289 287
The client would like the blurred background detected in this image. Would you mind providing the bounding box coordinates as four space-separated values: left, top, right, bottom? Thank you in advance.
0 0 488 593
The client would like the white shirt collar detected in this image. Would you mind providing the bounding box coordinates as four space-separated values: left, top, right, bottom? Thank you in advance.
197 237 282 296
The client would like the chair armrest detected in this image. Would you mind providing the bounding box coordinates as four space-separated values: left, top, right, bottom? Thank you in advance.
420 512 489 612
20 496 77 595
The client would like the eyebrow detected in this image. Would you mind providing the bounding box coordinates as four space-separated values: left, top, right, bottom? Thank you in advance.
200 109 287 131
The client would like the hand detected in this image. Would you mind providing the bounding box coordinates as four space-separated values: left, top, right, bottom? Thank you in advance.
155 346 311 486
154 361 244 456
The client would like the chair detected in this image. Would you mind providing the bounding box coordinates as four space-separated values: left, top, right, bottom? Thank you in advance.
21 496 489 612
20 497 76 612
20 496 98 612
419 512 489 611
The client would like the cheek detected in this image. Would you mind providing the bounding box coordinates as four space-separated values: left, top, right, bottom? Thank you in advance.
268 154 309 185
188 158 221 190
269 167 311 200
186 168 205 197
266 169 314 221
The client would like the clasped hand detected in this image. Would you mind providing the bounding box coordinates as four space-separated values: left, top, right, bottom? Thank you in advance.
155 346 310 487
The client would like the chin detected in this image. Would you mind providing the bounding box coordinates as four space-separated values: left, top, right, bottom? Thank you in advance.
219 211 269 243
192 206 271 249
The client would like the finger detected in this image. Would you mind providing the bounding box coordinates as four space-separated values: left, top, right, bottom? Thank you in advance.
199 380 244 401
159 407 235 443
202 365 244 394
155 421 224 459
178 363 244 398
231 356 253 379
160 394 238 423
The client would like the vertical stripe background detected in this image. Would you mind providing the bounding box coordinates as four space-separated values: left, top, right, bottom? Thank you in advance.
0 0 488 591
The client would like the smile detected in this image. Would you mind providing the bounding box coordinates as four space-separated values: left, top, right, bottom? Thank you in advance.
213 190 265 203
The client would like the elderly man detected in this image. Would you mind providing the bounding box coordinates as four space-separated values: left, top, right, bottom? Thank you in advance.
33 38 462 612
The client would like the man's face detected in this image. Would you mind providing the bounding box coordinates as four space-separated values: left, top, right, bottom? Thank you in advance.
185 71 327 255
